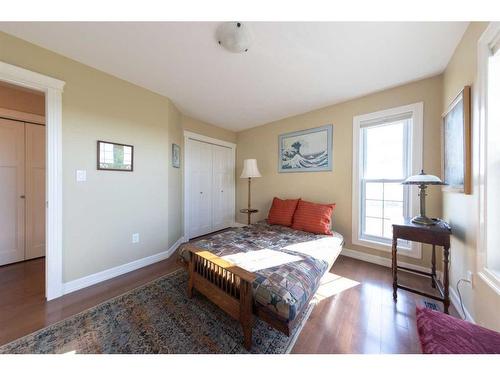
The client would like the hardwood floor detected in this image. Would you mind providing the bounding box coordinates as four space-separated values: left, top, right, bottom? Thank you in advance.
292 256 458 353
0 254 458 353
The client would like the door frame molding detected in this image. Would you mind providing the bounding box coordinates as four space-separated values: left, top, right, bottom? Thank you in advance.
183 131 236 240
0 61 65 300
0 107 45 125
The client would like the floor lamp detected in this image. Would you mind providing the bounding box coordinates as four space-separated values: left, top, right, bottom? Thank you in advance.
240 159 261 225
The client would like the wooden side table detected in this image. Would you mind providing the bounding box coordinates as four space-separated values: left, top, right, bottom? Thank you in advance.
392 218 452 313
240 208 258 225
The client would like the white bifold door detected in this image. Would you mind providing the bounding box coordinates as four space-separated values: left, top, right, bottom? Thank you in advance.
0 118 45 266
187 138 235 239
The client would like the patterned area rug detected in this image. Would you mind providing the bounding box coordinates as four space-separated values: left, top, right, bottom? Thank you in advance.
0 269 313 354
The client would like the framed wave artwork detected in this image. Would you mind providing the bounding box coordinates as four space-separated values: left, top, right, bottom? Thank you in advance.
278 124 333 173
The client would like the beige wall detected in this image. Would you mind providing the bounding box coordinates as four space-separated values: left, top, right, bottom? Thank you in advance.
168 103 184 248
237 75 444 266
0 31 184 282
182 114 237 143
442 22 500 331
0 81 45 115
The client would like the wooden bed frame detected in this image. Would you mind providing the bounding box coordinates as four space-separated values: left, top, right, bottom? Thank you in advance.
182 243 311 350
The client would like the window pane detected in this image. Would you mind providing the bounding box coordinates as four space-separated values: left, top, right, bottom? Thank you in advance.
384 183 404 202
384 200 404 222
359 113 411 245
365 182 383 200
486 48 500 272
365 217 383 237
364 121 406 180
366 199 383 218
383 219 393 239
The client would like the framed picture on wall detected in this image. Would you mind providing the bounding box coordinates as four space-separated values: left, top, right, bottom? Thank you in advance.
278 124 333 173
172 143 180 168
442 86 471 194
97 140 134 171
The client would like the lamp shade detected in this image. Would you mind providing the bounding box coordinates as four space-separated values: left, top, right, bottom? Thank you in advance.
402 170 445 185
240 159 261 178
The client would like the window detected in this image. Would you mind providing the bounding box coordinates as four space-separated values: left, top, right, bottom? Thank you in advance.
486 38 500 274
361 118 410 242
352 103 423 257
478 23 500 292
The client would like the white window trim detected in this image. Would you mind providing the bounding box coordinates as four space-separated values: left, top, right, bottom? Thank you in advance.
476 22 500 295
352 103 423 258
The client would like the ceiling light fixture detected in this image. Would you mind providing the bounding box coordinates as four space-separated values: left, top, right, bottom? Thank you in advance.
216 22 252 53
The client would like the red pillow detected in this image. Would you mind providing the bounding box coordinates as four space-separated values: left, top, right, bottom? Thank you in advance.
267 197 300 227
292 200 335 235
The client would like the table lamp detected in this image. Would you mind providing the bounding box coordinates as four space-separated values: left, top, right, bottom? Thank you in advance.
240 159 261 225
402 170 445 226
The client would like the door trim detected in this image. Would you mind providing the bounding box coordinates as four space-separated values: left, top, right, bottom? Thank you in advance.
0 61 65 301
183 131 236 240
0 107 45 125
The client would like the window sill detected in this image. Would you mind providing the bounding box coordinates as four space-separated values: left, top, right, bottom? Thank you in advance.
352 237 418 257
478 269 500 296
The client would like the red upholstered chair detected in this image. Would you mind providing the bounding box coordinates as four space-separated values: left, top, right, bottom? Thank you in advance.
416 307 500 354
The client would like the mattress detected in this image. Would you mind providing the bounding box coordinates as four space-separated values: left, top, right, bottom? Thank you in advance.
179 221 344 322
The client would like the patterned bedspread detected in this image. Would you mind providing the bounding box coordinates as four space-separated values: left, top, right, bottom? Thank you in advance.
179 221 344 322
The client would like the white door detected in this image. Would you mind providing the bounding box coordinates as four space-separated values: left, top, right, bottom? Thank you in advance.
0 118 25 266
212 145 234 231
188 139 213 238
25 123 46 260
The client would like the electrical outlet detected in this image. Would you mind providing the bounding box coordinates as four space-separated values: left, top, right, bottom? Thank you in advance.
466 270 474 285
132 233 140 243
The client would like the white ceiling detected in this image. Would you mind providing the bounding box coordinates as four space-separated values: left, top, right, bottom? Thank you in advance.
0 22 468 131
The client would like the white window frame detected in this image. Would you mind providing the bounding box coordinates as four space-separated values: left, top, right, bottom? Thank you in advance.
352 103 423 258
477 22 500 295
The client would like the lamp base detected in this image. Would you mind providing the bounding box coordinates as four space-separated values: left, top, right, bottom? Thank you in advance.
411 215 436 226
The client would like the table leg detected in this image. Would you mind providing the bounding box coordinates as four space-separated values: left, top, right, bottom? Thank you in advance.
443 245 450 314
431 245 436 288
392 236 398 301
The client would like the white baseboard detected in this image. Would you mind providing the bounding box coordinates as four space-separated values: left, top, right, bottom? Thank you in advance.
232 221 247 228
341 247 478 315
62 236 185 295
341 247 435 275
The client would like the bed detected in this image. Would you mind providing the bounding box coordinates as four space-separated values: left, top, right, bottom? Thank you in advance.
178 221 344 349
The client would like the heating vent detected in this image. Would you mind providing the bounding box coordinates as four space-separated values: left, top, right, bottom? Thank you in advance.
424 301 440 311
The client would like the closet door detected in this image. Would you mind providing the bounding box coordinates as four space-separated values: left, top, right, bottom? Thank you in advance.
0 118 25 266
212 145 234 231
188 139 213 238
25 123 46 260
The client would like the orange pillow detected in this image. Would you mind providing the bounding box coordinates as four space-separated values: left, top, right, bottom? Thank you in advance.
267 197 300 227
292 200 335 235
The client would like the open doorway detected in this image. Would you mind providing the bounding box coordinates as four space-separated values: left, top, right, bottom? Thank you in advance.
0 61 64 301
0 81 46 301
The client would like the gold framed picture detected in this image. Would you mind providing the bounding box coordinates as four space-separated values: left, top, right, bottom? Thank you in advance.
442 86 471 194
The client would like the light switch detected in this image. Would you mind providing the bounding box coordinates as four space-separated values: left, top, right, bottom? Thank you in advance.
76 170 87 182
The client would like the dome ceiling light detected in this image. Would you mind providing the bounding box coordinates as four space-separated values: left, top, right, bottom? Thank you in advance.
216 22 253 53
